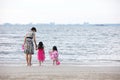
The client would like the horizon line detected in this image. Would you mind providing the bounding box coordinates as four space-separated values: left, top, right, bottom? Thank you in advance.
0 22 120 25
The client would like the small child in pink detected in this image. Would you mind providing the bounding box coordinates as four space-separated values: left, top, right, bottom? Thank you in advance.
49 46 60 65
37 42 45 66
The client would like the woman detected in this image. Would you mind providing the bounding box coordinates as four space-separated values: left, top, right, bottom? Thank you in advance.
23 27 37 66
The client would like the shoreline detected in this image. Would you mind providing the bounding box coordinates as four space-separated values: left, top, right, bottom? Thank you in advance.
0 59 120 66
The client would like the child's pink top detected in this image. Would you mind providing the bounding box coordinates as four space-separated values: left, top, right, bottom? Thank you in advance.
50 51 58 60
38 49 45 62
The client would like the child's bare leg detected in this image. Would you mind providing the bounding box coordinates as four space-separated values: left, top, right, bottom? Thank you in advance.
53 61 54 65
55 59 58 65
53 60 55 65
39 61 41 66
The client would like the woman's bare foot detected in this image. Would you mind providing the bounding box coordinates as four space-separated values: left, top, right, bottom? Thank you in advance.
27 63 32 66
29 63 32 66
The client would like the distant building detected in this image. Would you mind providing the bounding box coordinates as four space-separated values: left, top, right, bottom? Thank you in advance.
83 22 90 26
49 22 55 26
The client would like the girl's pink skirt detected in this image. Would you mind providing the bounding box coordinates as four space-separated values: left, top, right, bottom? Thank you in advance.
38 50 45 62
38 53 45 62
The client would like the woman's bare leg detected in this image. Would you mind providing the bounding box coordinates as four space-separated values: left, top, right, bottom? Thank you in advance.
26 54 29 66
28 54 32 66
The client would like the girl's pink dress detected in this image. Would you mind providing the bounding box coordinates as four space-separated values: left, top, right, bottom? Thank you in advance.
50 51 58 60
50 51 60 65
38 49 45 62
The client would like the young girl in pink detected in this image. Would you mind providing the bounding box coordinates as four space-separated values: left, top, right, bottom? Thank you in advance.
37 42 45 66
49 46 60 65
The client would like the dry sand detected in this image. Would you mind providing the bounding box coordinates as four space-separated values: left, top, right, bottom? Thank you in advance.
0 64 120 80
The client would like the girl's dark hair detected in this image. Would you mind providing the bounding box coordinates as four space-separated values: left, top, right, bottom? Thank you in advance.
38 42 44 49
53 46 58 51
31 27 37 32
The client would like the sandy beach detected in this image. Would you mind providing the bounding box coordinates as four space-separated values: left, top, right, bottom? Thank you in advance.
0 63 120 80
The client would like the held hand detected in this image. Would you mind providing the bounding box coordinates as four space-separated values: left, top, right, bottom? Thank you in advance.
35 45 38 50
36 48 38 50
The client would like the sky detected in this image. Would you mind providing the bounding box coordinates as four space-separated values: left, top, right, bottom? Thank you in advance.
0 0 120 24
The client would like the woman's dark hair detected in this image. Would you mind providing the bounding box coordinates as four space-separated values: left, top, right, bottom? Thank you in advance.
38 42 44 49
53 46 58 51
31 27 37 32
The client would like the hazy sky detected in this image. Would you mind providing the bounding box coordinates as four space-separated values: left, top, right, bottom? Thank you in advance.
0 0 120 24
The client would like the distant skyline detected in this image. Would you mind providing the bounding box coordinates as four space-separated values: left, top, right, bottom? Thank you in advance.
0 0 120 24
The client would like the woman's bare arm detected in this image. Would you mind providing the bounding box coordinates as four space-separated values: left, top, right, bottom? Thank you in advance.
33 33 37 50
23 34 27 45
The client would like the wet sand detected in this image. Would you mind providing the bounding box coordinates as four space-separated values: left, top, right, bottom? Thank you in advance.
0 64 120 80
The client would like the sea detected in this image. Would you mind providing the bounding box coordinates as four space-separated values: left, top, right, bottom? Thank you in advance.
0 25 120 65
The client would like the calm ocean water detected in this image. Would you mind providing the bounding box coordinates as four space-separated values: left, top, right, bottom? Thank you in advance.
0 26 120 64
